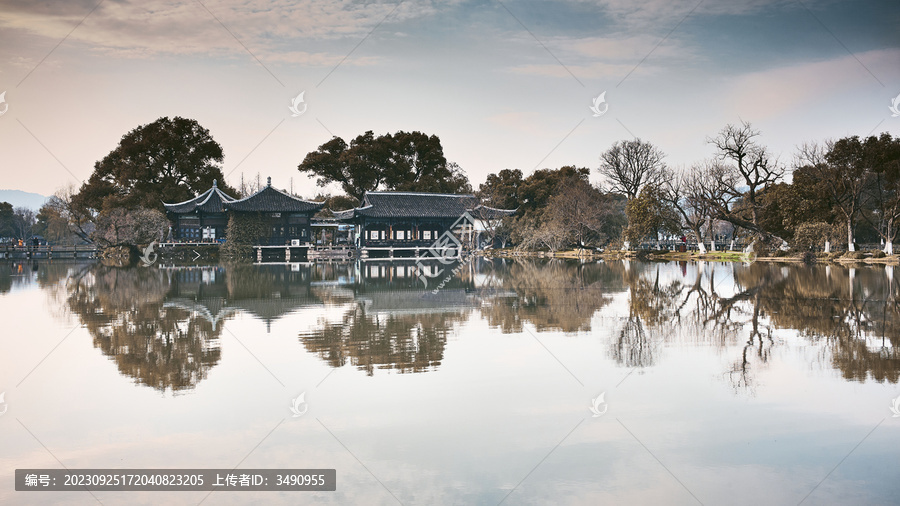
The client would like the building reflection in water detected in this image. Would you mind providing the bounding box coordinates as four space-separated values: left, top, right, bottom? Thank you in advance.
46 257 900 392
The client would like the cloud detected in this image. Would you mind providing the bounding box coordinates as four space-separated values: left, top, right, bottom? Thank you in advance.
588 0 797 29
503 33 697 80
0 0 447 64
724 47 900 121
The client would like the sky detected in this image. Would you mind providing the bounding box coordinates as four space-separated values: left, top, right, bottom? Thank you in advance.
0 0 898 199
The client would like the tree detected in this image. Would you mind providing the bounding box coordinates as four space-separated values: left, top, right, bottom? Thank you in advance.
12 207 35 241
478 169 523 209
0 202 14 239
598 139 666 201
798 138 871 252
298 131 471 201
55 182 96 243
34 197 75 244
546 176 623 249
625 183 681 246
517 166 590 217
664 161 736 254
793 222 837 252
74 116 234 212
858 133 900 254
707 121 784 239
91 208 168 248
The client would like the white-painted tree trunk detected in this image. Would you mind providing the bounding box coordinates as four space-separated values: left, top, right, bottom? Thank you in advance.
697 241 707 254
885 241 893 255
847 221 855 252
709 238 716 251
824 240 831 253
729 239 735 251
622 240 630 251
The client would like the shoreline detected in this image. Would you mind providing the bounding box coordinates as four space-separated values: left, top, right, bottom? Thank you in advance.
478 248 900 265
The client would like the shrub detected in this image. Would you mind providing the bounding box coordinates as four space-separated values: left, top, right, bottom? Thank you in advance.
872 250 886 259
843 250 866 260
801 251 817 264
222 213 268 261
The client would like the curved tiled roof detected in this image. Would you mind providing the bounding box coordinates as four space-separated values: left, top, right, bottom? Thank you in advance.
337 192 515 220
163 183 236 214
224 184 324 213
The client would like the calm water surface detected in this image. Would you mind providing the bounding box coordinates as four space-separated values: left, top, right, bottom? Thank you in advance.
0 258 898 505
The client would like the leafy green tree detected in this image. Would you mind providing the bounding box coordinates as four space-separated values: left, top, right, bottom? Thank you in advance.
517 166 590 217
793 222 837 252
511 170 623 250
625 184 681 246
0 202 14 239
797 137 875 251
859 133 900 254
74 116 234 212
298 131 472 201
222 213 269 260
478 169 523 209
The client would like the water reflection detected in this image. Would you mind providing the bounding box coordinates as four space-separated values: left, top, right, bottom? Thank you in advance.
298 261 476 375
19 257 897 392
621 261 900 389
65 266 223 393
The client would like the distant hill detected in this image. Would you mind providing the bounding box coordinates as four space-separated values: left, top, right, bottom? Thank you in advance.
0 189 49 210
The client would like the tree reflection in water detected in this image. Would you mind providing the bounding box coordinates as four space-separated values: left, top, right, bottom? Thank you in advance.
65 265 223 393
43 258 900 390
478 258 623 334
622 260 900 391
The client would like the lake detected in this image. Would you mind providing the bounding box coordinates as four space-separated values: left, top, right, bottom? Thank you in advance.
0 258 898 505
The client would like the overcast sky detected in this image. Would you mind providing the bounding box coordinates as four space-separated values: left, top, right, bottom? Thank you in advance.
0 0 898 198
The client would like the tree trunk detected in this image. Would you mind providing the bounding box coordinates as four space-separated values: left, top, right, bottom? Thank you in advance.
824 239 831 253
847 219 855 252
709 237 716 252
885 217 894 255
697 241 707 254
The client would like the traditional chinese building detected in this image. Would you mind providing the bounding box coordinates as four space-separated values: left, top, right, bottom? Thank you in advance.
334 192 515 258
163 178 324 248
163 180 235 242
224 177 324 246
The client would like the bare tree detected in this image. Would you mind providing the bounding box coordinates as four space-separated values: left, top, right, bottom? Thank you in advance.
12 207 35 240
707 121 784 239
545 177 613 249
598 139 666 201
664 162 737 254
